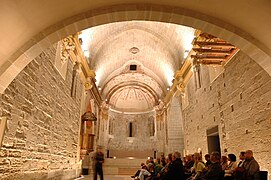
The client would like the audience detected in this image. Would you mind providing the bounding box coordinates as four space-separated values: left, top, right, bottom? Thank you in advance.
131 149 262 180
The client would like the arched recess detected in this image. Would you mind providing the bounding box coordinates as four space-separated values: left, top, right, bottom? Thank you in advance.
0 3 270 93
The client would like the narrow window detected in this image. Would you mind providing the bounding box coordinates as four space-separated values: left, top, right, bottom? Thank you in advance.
129 122 133 137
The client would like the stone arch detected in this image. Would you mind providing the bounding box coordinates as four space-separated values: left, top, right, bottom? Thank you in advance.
1 3 270 93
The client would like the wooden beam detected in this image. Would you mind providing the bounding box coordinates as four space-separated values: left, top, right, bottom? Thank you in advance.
192 48 233 54
191 54 228 59
200 60 223 65
194 41 234 47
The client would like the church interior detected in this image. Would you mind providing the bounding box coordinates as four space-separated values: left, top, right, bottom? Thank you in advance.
0 1 270 179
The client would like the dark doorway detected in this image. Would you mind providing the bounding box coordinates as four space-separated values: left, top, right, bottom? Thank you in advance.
207 126 221 154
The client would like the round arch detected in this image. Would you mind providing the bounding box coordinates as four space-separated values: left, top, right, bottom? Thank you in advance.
1 3 270 93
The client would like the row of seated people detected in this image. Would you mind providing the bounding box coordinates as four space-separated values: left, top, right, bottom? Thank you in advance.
131 150 261 180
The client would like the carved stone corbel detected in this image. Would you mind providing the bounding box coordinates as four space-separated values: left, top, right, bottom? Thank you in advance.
84 77 93 90
61 36 76 64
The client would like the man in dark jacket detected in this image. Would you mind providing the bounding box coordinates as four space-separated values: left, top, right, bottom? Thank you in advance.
243 150 260 180
93 146 104 180
201 151 223 180
164 151 185 180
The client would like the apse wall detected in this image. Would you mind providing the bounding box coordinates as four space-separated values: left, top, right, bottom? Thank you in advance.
106 110 157 159
0 45 83 179
183 51 271 175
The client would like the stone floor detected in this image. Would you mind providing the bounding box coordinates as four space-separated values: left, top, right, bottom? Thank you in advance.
75 175 133 180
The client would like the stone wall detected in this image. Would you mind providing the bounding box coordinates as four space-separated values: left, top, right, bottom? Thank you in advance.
106 110 157 158
183 51 271 174
0 45 83 179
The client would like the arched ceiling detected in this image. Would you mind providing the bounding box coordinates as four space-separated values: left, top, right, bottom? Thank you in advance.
81 21 195 88
79 21 194 112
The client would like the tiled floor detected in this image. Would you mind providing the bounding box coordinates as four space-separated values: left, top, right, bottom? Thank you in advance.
75 175 133 180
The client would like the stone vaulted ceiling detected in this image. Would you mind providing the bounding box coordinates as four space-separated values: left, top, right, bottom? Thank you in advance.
80 21 195 112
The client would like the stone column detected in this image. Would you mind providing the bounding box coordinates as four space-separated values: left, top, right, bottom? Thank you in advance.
71 61 81 97
193 62 201 89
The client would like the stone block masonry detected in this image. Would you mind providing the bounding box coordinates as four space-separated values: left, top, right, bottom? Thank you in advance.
183 51 271 176
0 44 83 179
106 111 157 158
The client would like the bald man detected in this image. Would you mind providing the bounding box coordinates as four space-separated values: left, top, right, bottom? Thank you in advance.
243 150 260 180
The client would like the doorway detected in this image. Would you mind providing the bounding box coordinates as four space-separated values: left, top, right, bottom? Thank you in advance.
207 126 221 154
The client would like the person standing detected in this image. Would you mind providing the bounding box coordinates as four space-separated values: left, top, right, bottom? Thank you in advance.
93 146 104 180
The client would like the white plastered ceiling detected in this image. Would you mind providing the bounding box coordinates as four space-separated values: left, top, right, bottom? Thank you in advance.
80 21 195 112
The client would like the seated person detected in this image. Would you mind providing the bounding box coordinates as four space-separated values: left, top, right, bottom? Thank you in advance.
201 152 223 180
139 165 151 180
132 163 145 179
190 152 205 179
184 154 195 174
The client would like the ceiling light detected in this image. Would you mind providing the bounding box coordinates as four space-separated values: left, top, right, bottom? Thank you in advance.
184 50 189 59
79 29 93 59
84 50 89 58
